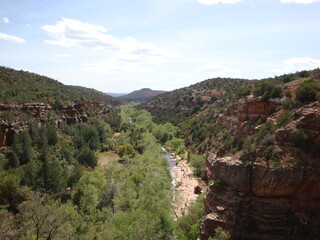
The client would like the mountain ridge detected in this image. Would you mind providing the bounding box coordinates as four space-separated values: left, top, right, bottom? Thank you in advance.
118 88 166 103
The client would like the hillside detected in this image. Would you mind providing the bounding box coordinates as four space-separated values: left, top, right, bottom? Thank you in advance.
140 78 257 124
0 66 121 106
118 88 166 103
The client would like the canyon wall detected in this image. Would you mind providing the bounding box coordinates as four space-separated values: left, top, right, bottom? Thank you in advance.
201 100 320 239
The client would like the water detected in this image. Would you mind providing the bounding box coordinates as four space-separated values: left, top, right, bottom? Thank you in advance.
162 147 177 188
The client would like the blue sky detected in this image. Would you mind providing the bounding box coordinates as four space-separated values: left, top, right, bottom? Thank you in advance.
0 0 320 92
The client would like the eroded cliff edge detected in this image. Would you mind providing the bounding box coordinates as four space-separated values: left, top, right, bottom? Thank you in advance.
200 101 320 240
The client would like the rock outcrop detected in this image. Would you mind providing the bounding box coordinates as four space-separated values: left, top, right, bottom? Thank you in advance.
0 101 111 147
201 102 320 240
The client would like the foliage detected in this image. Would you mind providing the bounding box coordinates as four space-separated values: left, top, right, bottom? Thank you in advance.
296 79 320 103
0 171 29 211
0 66 120 106
253 81 283 101
175 194 205 240
165 138 185 155
19 197 80 240
277 110 292 128
117 144 136 158
77 146 97 168
189 154 206 178
208 227 230 240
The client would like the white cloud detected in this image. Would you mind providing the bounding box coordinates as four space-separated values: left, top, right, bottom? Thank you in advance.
196 64 241 77
53 53 72 58
272 57 320 73
281 0 320 3
0 32 25 44
198 0 242 5
43 18 178 74
42 18 176 59
1 17 9 24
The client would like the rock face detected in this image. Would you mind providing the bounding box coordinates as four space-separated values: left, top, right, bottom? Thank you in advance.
202 154 320 239
0 121 27 147
201 102 320 240
0 101 110 147
236 96 282 139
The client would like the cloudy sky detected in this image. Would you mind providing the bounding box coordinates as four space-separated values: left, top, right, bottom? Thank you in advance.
0 0 319 93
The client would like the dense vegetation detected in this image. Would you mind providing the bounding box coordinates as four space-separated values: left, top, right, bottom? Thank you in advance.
0 66 121 106
0 99 210 240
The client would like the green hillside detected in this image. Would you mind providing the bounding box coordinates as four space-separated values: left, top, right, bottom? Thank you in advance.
0 66 121 106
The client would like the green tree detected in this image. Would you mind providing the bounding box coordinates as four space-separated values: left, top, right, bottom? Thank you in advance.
12 131 33 165
19 198 80 240
190 154 206 178
277 110 292 128
46 123 58 146
0 172 29 212
118 144 135 158
77 146 97 168
208 227 230 240
296 80 320 103
41 157 66 193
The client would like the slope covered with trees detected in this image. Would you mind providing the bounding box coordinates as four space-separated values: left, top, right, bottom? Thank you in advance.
0 66 121 106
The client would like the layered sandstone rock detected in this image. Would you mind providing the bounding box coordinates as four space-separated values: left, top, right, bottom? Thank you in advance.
236 96 282 139
201 102 320 240
201 153 320 239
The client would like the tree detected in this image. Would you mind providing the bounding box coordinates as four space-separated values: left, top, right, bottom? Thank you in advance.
208 227 230 240
190 154 206 178
46 124 58 146
12 131 33 165
0 210 15 239
77 146 97 168
296 80 320 103
277 110 292 128
118 144 135 158
19 198 80 240
0 172 29 212
41 157 66 193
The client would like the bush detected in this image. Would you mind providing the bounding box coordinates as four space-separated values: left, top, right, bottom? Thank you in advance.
256 121 277 142
117 144 135 158
277 110 292 128
296 80 320 103
209 227 230 240
253 82 283 101
190 154 206 178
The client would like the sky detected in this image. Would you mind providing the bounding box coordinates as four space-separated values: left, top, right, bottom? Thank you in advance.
0 0 320 93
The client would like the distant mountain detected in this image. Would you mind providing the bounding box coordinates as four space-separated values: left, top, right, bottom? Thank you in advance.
0 66 121 106
118 88 166 103
106 92 127 97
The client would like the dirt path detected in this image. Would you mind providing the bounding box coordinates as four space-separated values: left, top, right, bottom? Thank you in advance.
171 159 199 219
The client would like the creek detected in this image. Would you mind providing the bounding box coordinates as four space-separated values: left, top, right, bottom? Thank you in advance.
162 147 177 188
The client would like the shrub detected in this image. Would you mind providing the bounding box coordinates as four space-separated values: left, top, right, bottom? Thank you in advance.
296 79 320 103
277 110 292 128
190 154 206 178
208 227 230 240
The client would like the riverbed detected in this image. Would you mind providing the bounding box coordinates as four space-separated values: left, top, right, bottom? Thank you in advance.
162 148 199 219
